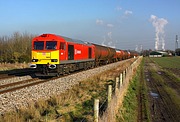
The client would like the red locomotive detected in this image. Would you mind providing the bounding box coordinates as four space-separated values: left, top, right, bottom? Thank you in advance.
30 34 137 76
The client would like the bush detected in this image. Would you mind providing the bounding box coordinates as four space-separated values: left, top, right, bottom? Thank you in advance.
0 32 35 63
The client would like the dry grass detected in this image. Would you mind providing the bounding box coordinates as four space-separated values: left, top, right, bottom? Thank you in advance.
0 63 28 71
0 58 138 121
99 57 143 122
0 75 109 121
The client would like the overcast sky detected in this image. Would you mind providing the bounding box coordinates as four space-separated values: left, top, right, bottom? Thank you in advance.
0 0 179 50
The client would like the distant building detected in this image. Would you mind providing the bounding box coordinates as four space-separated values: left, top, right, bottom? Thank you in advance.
175 48 180 56
149 51 168 57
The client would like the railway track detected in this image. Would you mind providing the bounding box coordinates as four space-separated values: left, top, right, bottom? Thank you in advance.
0 68 35 80
0 74 15 80
0 67 88 95
0 58 138 95
0 78 40 94
0 77 59 95
0 57 138 116
0 65 99 94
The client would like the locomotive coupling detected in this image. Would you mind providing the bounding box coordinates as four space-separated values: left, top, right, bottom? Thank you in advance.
30 64 37 69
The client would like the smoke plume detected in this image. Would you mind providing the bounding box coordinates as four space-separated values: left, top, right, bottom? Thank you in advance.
150 15 168 50
101 32 115 48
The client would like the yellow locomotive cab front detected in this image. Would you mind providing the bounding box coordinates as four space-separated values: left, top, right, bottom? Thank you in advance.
30 39 60 70
31 50 59 65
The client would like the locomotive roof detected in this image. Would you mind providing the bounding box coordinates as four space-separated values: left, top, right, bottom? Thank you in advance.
39 34 92 46
60 35 90 45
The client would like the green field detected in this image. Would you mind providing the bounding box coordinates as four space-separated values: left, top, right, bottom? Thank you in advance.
151 57 180 69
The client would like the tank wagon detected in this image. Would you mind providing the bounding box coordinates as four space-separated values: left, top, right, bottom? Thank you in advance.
30 34 137 76
93 44 116 65
129 51 138 58
114 49 124 61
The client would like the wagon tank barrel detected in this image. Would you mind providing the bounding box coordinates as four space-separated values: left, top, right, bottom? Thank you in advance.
93 43 116 61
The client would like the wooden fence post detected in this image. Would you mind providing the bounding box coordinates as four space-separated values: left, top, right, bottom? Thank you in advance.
123 70 126 83
115 77 119 94
94 99 99 122
108 85 112 104
120 73 123 87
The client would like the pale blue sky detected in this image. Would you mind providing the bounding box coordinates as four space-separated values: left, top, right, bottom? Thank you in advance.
0 0 179 50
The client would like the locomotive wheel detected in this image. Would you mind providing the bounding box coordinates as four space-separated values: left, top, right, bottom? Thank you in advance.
64 66 70 75
56 73 61 77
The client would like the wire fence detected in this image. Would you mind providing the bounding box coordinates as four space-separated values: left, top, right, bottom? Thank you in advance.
95 56 143 122
57 56 142 122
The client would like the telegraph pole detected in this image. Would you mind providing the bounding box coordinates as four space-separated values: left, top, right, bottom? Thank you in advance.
176 35 178 49
175 35 178 56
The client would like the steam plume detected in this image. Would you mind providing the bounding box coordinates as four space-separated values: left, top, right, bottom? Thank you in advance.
102 32 115 48
150 15 168 50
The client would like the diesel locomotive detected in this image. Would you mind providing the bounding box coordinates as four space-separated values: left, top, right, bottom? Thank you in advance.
30 34 137 76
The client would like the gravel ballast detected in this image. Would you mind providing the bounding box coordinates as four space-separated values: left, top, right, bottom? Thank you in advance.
0 59 136 114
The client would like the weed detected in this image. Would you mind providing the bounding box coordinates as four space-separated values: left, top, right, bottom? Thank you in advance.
150 68 180 109
116 70 139 121
116 58 151 122
1 58 136 121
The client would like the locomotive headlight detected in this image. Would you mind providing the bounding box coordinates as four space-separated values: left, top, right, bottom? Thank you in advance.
51 59 58 62
32 59 38 62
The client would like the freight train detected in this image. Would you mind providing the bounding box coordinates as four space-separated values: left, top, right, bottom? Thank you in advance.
30 34 138 76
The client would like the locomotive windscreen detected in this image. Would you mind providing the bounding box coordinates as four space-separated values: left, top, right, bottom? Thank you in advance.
46 41 57 50
34 41 44 50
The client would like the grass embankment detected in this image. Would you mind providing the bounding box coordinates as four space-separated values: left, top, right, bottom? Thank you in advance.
150 68 180 106
146 57 180 121
116 58 150 122
149 57 180 109
151 57 180 69
116 72 139 121
0 76 109 122
0 66 123 121
115 57 180 122
0 59 135 121
151 57 180 81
